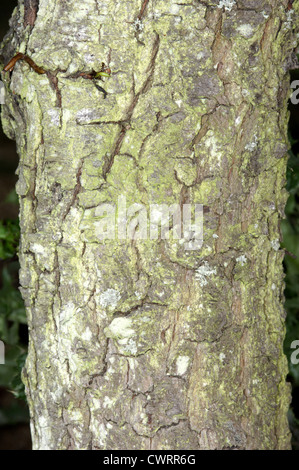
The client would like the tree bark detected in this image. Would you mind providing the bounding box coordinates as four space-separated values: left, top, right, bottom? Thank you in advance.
1 0 298 450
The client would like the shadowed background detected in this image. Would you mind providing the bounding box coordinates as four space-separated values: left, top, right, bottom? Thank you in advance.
0 0 31 451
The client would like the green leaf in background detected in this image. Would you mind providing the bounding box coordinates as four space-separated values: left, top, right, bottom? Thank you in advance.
284 143 299 393
0 219 20 260
4 189 18 206
0 216 28 416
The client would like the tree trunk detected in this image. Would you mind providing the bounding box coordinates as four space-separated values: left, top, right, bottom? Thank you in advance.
1 0 298 450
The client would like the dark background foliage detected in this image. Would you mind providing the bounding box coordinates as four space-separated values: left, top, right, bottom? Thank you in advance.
283 66 299 449
0 0 298 450
0 0 31 450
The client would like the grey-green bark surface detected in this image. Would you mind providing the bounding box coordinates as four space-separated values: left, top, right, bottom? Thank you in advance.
1 0 298 450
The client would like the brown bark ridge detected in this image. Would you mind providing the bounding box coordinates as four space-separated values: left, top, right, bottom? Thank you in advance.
1 0 298 450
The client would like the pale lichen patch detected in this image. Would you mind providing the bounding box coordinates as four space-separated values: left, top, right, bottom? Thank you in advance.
204 132 221 162
97 423 108 447
176 356 190 376
245 135 258 152
133 18 144 32
236 255 247 266
81 328 92 341
59 302 76 325
105 317 135 339
219 353 226 363
217 0 236 11
236 24 254 39
30 243 47 255
195 262 217 286
37 415 53 450
47 109 61 127
271 239 280 252
103 396 113 408
119 337 138 355
99 289 121 309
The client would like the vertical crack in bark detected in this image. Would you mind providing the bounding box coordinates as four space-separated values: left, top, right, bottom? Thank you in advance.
24 0 39 28
102 32 160 180
62 159 84 220
53 249 61 333
138 0 150 20
102 123 128 179
46 72 62 110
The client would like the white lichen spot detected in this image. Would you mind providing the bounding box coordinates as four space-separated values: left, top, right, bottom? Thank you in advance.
217 0 236 11
236 24 254 38
47 109 61 126
103 396 113 409
69 410 83 421
96 267 102 279
81 328 92 341
170 3 180 14
60 302 75 325
195 261 217 286
150 11 161 20
219 352 226 363
245 134 258 152
176 356 190 376
120 338 138 354
204 133 221 162
98 423 108 446
107 317 135 339
236 255 247 266
62 109 72 124
37 415 52 450
140 316 150 323
99 289 121 309
133 17 144 32
223 262 228 267
128 357 136 371
271 283 276 291
271 239 280 251
30 243 46 255
212 234 219 239
134 291 143 300
284 9 294 30
197 51 205 60
235 116 241 126
52 232 62 241
0 83 5 104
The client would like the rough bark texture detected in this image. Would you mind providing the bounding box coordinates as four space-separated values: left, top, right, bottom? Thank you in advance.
1 0 298 450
